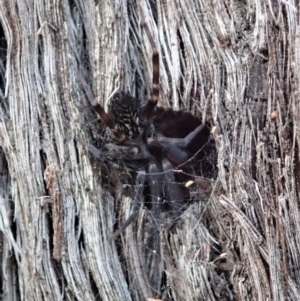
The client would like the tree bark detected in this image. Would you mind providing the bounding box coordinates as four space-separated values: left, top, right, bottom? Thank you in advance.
0 0 300 300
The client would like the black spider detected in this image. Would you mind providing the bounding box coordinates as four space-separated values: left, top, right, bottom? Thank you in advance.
79 8 217 238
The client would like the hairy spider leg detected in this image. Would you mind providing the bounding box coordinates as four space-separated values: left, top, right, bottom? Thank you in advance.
161 159 186 218
147 124 210 166
139 6 160 118
111 156 172 239
147 161 165 288
148 161 164 224
83 132 152 161
78 74 127 142
111 172 147 239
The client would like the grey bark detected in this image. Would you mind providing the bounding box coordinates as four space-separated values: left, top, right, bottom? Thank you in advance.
0 0 300 300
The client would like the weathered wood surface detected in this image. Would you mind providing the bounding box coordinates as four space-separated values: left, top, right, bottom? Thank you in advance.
0 0 300 300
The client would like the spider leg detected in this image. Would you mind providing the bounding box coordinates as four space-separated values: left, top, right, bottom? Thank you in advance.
139 6 160 118
147 161 164 282
147 124 211 165
148 161 164 224
80 133 152 161
84 143 143 161
111 171 146 239
148 124 209 148
111 159 167 238
78 74 127 142
161 159 185 219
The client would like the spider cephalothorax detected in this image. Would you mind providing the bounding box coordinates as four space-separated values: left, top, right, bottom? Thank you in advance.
80 8 217 237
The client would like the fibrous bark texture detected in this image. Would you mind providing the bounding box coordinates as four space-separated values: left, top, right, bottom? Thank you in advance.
0 0 300 300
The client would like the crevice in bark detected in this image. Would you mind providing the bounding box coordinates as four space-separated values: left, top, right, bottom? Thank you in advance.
0 20 7 94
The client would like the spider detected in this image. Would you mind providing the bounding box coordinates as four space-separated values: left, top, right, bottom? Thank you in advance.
79 8 217 238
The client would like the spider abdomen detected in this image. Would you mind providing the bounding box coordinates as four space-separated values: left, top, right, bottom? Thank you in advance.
109 92 142 139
